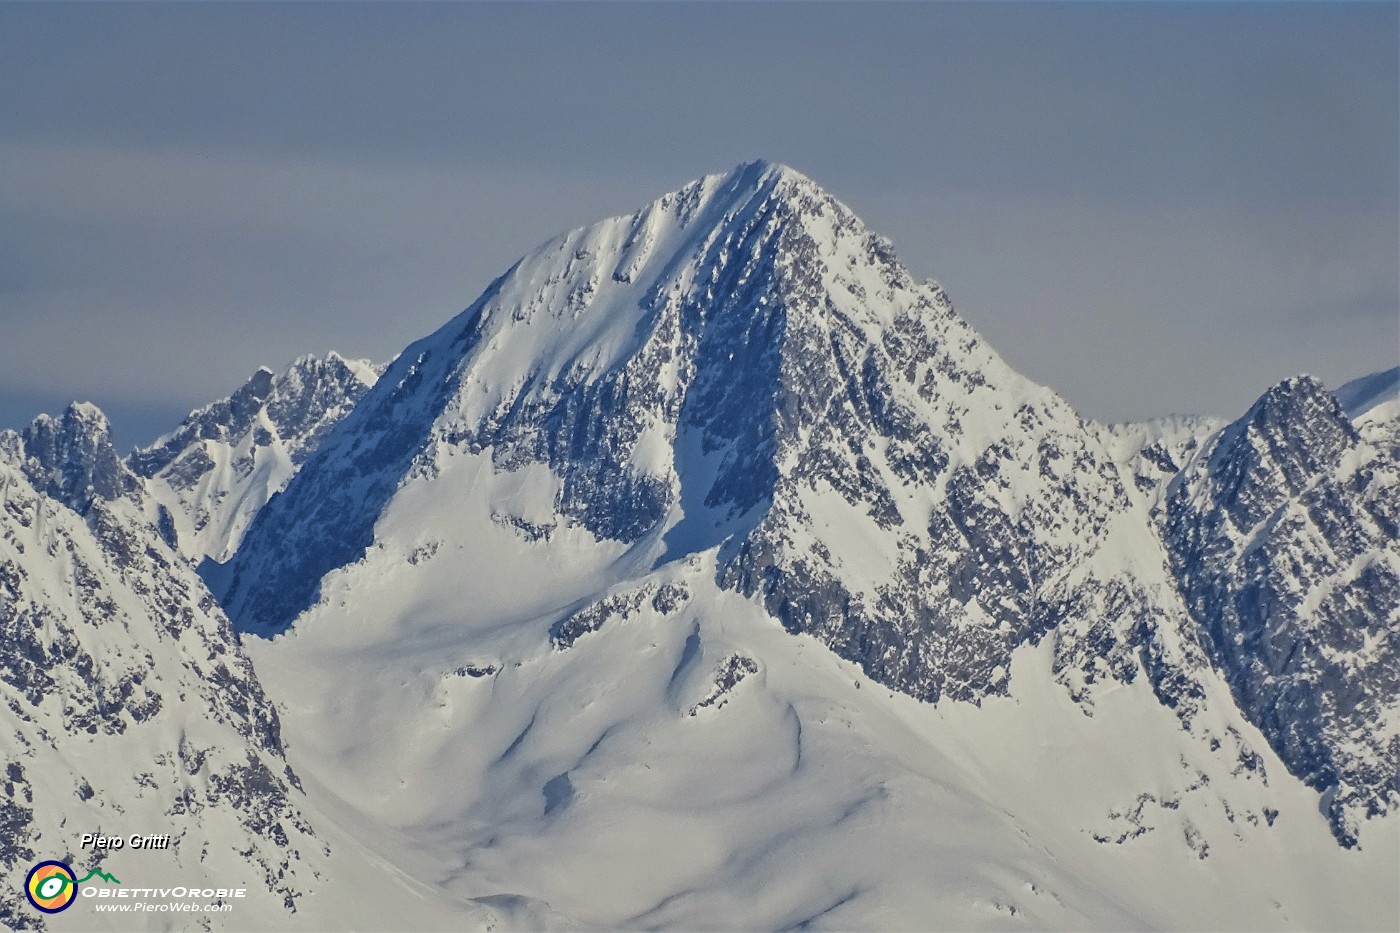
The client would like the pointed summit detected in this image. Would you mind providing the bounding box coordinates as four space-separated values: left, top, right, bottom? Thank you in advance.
15 401 138 513
1165 373 1400 845
217 159 1183 726
217 163 1174 718
1196 375 1357 533
129 354 381 563
212 162 983 633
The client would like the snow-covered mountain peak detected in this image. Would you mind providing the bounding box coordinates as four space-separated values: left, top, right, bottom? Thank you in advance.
220 162 1190 721
424 153 957 442
431 157 930 365
41 399 107 428
7 401 139 514
6 164 1389 928
129 354 380 564
199 168 1396 925
321 349 380 383
1242 373 1348 432
132 353 380 468
214 163 1032 633
1165 372 1400 845
205 166 1397 867
1190 374 1358 524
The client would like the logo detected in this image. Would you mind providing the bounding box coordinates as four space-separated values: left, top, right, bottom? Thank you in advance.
24 861 77 913
23 861 121 913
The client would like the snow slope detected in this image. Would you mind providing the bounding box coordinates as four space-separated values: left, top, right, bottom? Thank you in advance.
0 405 530 931
1336 365 1400 456
246 529 1397 929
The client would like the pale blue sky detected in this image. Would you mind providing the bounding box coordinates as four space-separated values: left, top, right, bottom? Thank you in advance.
2 2 1396 448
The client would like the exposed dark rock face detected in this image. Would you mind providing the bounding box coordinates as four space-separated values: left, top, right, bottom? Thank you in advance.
0 761 37 927
1164 376 1400 845
550 580 692 650
689 655 759 715
130 353 379 480
18 403 138 513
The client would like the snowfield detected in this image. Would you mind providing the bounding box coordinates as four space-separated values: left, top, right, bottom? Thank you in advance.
248 541 1399 930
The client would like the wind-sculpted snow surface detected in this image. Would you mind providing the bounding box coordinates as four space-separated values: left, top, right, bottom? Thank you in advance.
247 547 1397 930
1165 376 1400 846
0 407 324 926
129 353 380 564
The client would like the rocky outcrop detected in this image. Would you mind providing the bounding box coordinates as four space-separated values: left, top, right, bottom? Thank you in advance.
1164 376 1400 845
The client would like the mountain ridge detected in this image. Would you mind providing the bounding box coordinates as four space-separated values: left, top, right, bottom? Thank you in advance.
1 161 1395 929
128 353 380 565
214 161 1205 722
203 162 1397 849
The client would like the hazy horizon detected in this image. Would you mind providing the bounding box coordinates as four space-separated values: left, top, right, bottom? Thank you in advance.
3 2 1396 449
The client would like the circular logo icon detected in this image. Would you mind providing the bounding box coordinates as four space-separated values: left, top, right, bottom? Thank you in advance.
25 860 77 913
